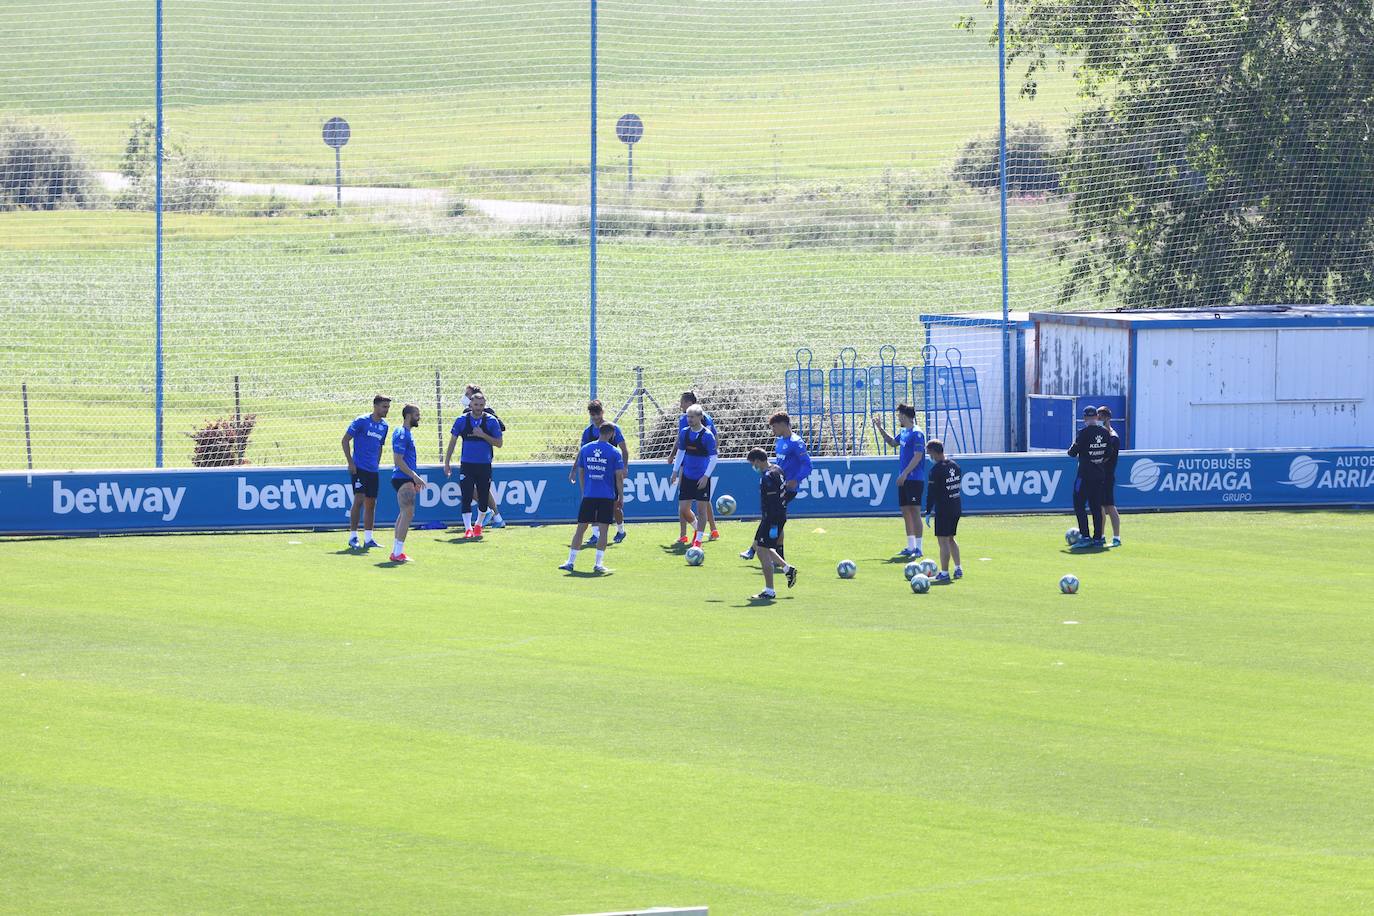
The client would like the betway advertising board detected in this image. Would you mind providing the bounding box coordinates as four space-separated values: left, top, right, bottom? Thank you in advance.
1 449 1370 535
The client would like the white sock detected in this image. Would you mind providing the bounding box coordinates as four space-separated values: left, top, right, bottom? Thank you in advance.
567 548 578 564
617 522 625 534
349 530 359 541
492 512 503 523
915 536 924 551
365 529 375 541
907 535 917 550
762 587 776 596
595 550 605 566
462 512 472 528
392 539 403 554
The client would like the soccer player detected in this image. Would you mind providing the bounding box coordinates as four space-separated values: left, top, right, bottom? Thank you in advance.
341 395 390 550
388 404 426 563
669 404 718 548
873 404 927 557
560 422 626 574
667 391 720 542
443 389 503 538
741 412 813 561
923 439 963 583
747 447 798 601
569 399 631 545
1068 405 1110 549
1097 405 1122 547
461 385 508 528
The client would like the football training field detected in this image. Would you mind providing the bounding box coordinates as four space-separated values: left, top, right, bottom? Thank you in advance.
3 510 1372 913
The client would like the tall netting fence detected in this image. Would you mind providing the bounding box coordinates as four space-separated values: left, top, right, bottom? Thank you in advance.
2 1 1367 470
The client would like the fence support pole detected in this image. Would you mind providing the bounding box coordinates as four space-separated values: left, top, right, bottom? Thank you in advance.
435 369 444 461
22 383 33 471
588 0 599 400
998 0 1014 452
154 0 165 467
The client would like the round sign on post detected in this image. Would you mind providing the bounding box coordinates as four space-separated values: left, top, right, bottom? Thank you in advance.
615 114 644 197
322 116 351 149
615 113 643 146
322 117 350 210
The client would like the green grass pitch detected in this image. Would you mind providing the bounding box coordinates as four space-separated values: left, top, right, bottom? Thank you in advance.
3 510 1373 913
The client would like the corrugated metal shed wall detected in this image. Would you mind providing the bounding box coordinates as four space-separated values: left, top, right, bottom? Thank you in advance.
1036 322 1130 397
1135 328 1373 449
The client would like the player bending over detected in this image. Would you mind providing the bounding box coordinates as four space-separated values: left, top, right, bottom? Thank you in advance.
1068 405 1110 550
561 422 626 574
670 404 718 548
388 404 426 563
873 404 927 558
461 385 508 528
741 412 813 561
570 399 631 545
341 394 390 549
923 439 963 583
1097 405 1122 547
444 389 503 538
747 447 798 601
668 391 720 542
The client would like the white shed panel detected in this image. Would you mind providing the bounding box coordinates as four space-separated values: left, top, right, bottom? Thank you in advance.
1036 321 1129 396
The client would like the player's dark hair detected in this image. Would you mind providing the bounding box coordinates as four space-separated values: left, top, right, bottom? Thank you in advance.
769 411 790 426
587 399 604 414
896 403 915 420
598 421 616 436
468 385 483 396
927 438 944 456
1096 405 1112 418
680 391 698 405
402 404 419 421
373 394 391 405
747 447 768 463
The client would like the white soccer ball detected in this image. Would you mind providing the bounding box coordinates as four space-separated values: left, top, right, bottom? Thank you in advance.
903 561 921 581
685 546 705 566
1059 574 1079 594
917 557 938 577
714 494 737 516
836 560 857 579
1065 528 1081 546
910 574 931 594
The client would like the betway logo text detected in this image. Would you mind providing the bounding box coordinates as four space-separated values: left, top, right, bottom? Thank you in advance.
617 470 893 507
237 476 549 514
961 466 1062 503
52 481 186 521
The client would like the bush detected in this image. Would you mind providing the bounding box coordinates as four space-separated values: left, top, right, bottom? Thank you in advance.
0 120 92 211
189 414 256 467
116 116 221 213
639 376 788 461
952 122 1063 195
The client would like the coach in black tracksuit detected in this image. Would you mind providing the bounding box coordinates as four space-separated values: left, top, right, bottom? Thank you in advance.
1068 406 1111 546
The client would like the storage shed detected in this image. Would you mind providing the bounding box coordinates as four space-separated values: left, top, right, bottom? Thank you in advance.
1028 305 1374 450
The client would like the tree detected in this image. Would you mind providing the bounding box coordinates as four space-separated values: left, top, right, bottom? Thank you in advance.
969 0 1374 308
117 116 221 213
0 120 91 211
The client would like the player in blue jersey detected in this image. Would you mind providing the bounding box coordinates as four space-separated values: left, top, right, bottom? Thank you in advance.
746 447 798 601
741 411 813 561
569 400 632 545
387 404 426 564
667 391 721 543
670 404 718 549
872 404 927 557
341 394 390 550
461 384 508 528
560 422 627 574
443 389 503 539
